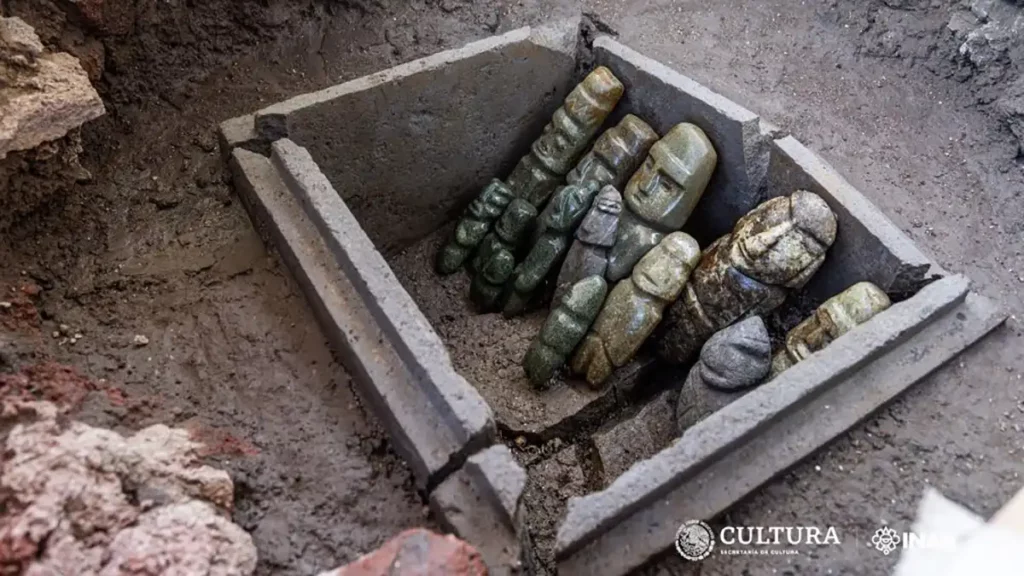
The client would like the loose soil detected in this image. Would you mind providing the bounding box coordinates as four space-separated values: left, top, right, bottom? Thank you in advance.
2 0 1023 574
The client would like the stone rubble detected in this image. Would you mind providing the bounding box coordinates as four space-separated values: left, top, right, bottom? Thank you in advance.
0 401 258 575
0 14 105 159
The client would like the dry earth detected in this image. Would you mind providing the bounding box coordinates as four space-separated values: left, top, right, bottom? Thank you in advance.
1 0 1023 574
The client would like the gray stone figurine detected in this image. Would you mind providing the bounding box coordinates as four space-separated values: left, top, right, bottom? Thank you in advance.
522 275 609 388
553 185 623 305
469 199 537 311
675 317 771 433
606 123 718 282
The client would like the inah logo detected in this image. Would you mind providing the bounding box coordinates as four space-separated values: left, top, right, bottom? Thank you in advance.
675 520 715 561
871 526 901 555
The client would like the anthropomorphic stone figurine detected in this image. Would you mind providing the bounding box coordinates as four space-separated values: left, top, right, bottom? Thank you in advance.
605 123 718 282
656 190 838 365
529 114 657 245
436 179 513 274
564 114 658 198
500 116 657 315
769 281 891 378
435 67 623 274
552 186 622 305
469 199 537 311
502 181 601 316
571 232 700 387
522 275 608 388
505 66 625 207
675 317 771 433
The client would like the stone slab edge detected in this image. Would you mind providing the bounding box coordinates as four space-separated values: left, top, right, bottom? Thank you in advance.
253 20 580 141
556 275 1005 570
229 147 471 488
774 135 943 289
430 445 532 575
269 138 496 463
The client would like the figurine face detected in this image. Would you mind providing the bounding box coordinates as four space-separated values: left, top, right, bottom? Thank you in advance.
570 114 659 189
534 68 625 175
577 186 622 246
533 111 582 173
632 232 700 301
624 123 717 230
731 192 837 286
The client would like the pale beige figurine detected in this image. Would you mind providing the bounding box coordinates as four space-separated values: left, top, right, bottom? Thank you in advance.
770 281 891 377
656 190 838 364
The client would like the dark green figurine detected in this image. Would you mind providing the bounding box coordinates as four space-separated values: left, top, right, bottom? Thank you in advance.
435 67 624 275
522 275 608 388
469 199 537 311
436 179 513 275
502 181 601 316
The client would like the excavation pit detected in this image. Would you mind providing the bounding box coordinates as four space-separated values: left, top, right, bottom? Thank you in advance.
220 19 1004 575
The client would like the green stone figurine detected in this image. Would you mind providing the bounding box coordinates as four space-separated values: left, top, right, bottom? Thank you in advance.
656 190 838 364
565 114 659 192
769 282 891 378
506 66 625 207
606 123 718 282
436 67 623 275
522 275 609 388
436 179 513 274
553 185 623 305
528 115 657 247
502 181 601 317
571 232 700 387
469 199 537 311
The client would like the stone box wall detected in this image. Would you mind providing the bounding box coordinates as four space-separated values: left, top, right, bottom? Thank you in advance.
220 19 1003 575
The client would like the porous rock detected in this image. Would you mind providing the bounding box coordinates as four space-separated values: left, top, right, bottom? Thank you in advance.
0 403 256 575
318 529 488 576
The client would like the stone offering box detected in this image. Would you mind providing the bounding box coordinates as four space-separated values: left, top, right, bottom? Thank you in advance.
220 18 1004 576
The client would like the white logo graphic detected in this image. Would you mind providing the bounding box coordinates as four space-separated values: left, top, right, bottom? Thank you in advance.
871 526 901 555
675 520 715 561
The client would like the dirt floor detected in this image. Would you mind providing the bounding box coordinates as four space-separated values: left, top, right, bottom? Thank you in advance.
2 0 1024 574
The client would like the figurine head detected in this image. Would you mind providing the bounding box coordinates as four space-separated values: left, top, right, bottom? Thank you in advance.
624 123 718 230
820 282 891 336
632 232 700 301
731 191 837 287
495 199 538 243
577 185 622 247
569 114 658 189
544 181 600 233
533 67 624 175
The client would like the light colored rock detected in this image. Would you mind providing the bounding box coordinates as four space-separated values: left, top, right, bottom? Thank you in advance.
0 17 43 66
0 403 256 575
1 51 105 159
